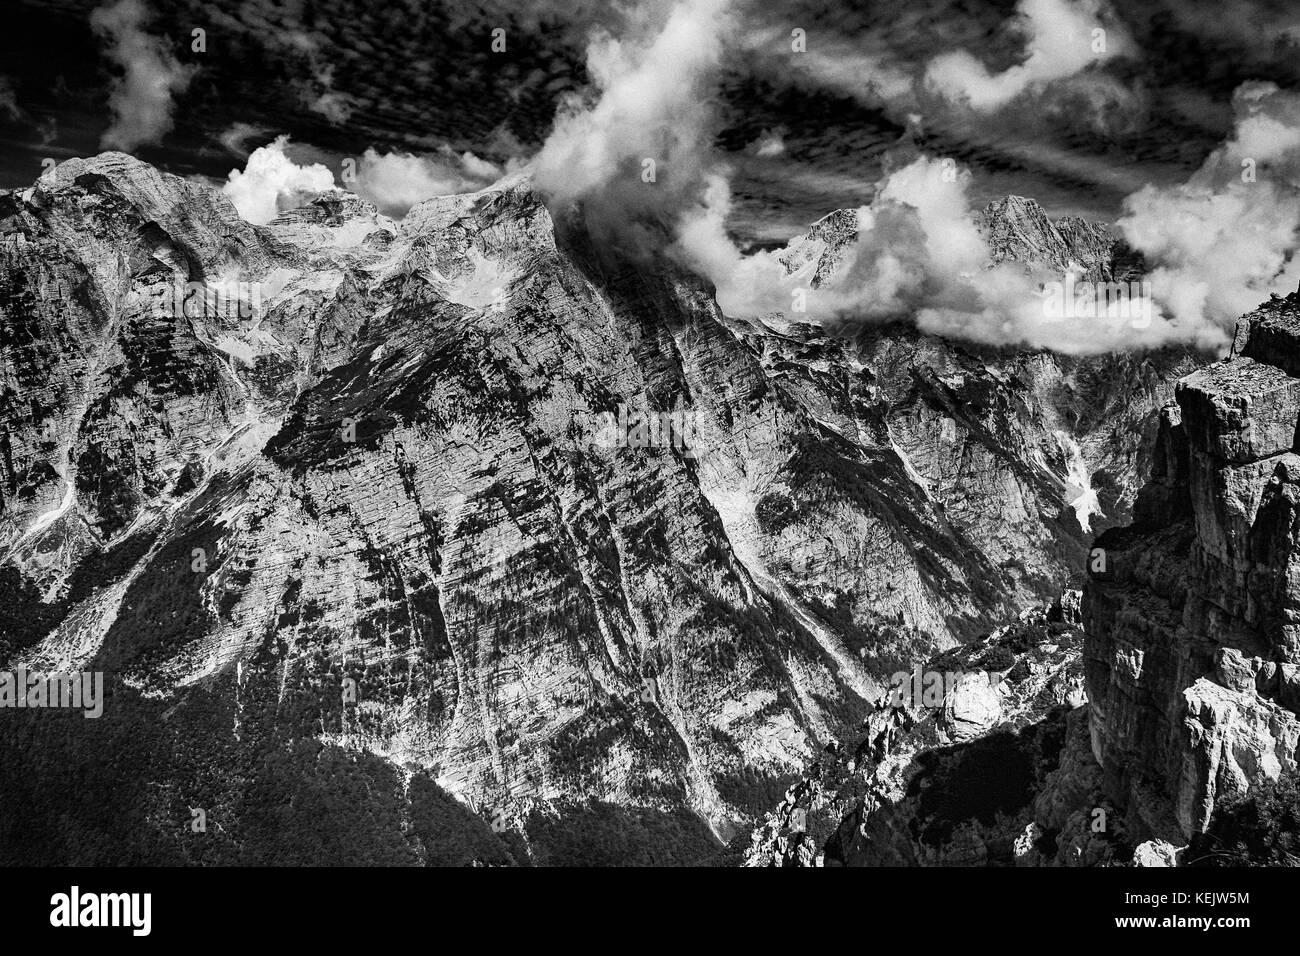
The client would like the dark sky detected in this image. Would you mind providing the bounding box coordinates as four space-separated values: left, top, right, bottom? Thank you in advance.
3 0 1300 242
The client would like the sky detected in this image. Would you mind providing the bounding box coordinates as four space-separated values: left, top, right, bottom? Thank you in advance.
3 0 1300 350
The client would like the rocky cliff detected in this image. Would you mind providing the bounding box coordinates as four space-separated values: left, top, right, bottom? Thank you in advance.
743 593 1099 866
0 153 1197 864
1084 288 1300 851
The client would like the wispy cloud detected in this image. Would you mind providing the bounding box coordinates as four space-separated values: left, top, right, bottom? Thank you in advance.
924 0 1131 112
90 0 196 152
0 76 21 122
215 122 271 159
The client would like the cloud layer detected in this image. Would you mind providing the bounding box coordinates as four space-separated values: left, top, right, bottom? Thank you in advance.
529 0 1212 353
141 0 1300 355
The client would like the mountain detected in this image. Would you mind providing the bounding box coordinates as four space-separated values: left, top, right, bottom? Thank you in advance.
0 153 1199 864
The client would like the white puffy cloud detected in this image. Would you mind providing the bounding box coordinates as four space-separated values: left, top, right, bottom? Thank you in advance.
1117 82 1300 338
675 155 1200 353
924 0 1129 112
221 136 338 225
352 149 503 216
90 0 196 152
533 0 732 253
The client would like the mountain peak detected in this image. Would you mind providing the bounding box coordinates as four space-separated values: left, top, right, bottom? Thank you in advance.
978 195 1117 280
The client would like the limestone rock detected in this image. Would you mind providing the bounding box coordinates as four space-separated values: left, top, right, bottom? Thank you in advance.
1086 293 1300 843
1133 839 1184 867
942 671 1002 740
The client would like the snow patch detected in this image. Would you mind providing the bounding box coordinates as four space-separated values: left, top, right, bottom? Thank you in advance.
436 248 516 310
888 426 931 499
1054 430 1102 533
20 476 75 542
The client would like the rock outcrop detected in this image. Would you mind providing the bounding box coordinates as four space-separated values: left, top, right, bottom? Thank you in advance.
1085 289 1300 844
745 593 1126 866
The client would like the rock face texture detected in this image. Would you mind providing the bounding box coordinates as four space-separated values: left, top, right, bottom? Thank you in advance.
0 154 1195 864
1085 291 1300 843
745 592 1137 867
981 196 1137 284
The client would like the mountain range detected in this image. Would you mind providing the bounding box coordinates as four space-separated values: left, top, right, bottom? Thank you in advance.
6 152 1290 867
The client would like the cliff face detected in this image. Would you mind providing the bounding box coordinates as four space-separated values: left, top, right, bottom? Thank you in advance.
0 154 1195 863
1085 291 1300 844
744 593 1106 867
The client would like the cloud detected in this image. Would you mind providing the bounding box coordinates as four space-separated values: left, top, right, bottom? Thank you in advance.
533 0 732 255
526 0 1216 353
216 122 270 159
749 128 786 157
1148 0 1300 49
90 0 196 152
769 34 918 106
311 91 353 125
1035 71 1146 138
221 136 338 225
674 155 1201 353
0 76 20 122
267 29 356 125
1117 82 1300 339
351 148 504 216
307 64 353 124
924 0 1129 112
